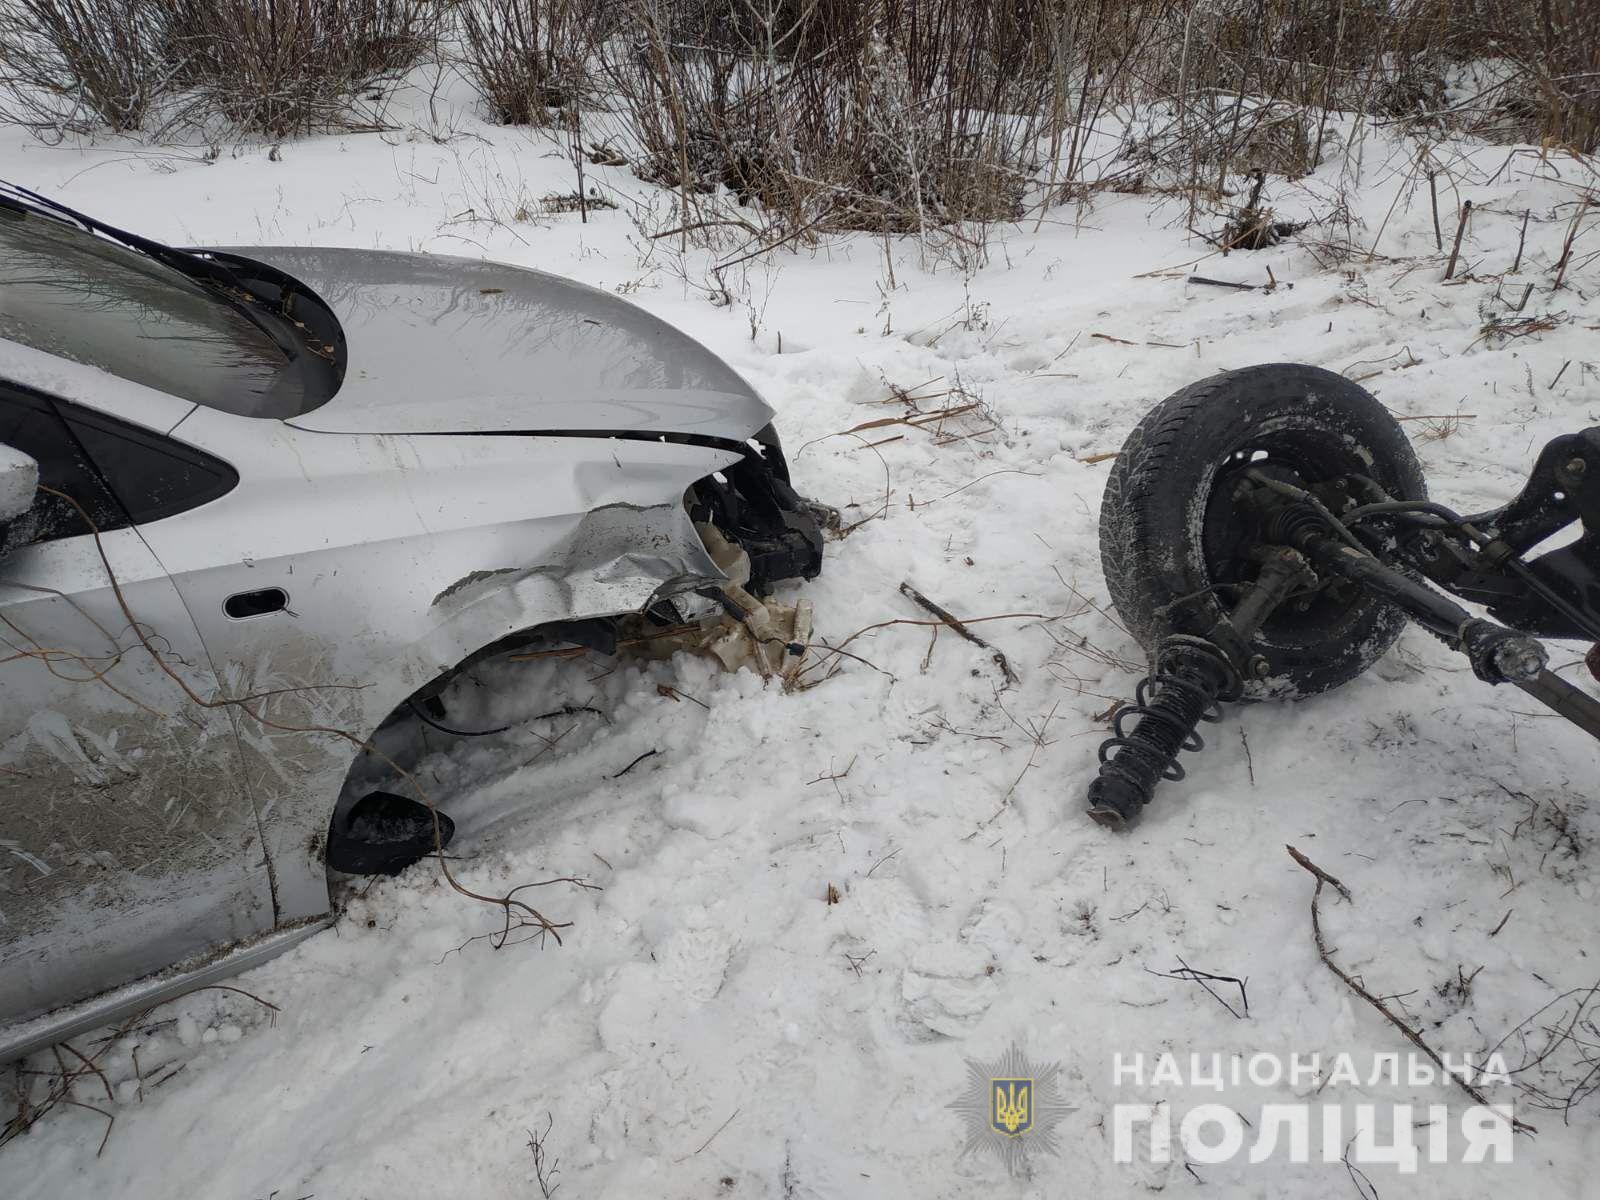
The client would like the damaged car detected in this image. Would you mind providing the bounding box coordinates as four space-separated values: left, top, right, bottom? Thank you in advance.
0 184 823 1061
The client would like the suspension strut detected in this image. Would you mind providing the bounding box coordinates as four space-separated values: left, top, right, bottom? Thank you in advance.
1085 636 1242 828
1086 548 1313 829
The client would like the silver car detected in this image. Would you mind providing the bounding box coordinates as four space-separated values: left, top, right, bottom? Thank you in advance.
0 185 823 1061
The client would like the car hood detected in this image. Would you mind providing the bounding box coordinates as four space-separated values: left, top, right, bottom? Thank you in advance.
226 247 773 440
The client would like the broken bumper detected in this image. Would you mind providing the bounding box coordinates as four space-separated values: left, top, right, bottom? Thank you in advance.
690 423 826 595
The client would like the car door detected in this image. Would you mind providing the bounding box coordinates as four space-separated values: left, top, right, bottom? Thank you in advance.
0 382 275 1025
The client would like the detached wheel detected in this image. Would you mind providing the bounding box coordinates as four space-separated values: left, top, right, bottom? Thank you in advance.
1099 363 1426 697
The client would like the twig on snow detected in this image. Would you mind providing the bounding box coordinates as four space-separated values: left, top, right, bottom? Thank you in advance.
1187 274 1257 291
528 1113 562 1198
1145 957 1250 1019
1285 845 1535 1134
611 749 659 779
678 1107 740 1162
898 581 1019 685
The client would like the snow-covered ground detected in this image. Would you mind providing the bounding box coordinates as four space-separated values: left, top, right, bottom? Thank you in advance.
4 76 1600 1199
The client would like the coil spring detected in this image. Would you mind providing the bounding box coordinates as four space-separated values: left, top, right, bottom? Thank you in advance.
1086 635 1242 828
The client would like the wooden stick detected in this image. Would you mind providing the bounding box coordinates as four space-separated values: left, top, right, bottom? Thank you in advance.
898 581 1020 685
1286 844 1351 899
1553 199 1591 290
1188 275 1257 291
1444 199 1472 280
1511 208 1530 273
1428 171 1442 251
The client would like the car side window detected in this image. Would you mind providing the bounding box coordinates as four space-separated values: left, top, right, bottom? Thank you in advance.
0 388 123 540
0 386 238 543
62 404 238 526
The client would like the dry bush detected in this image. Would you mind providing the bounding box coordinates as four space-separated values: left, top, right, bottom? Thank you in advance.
601 1 838 212
663 0 821 59
0 0 440 140
595 0 1459 241
1433 0 1600 152
1082 0 1579 223
1164 0 1600 154
7 0 1592 226
163 0 440 138
0 0 171 135
455 0 608 125
1107 0 1429 194
603 0 1054 239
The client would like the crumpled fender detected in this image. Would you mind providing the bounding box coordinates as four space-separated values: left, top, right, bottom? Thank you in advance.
421 498 729 643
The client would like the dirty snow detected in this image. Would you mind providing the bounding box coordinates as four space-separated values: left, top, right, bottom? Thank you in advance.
3 75 1600 1200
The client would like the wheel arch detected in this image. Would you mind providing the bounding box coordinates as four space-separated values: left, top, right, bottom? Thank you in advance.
252 498 731 921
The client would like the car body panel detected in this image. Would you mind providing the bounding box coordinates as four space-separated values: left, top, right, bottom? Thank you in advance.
0 327 747 1054
0 211 827 1061
0 511 275 1031
219 247 776 441
146 399 739 929
0 918 327 1064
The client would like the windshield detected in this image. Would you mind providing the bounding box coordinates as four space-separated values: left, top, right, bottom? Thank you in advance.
0 207 339 418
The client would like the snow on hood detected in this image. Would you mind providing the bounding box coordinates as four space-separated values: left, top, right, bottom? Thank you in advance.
227 247 774 440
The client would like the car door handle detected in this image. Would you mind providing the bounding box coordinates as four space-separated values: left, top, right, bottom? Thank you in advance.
224 587 288 619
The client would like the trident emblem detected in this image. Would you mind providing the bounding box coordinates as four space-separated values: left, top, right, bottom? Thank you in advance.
991 1078 1033 1137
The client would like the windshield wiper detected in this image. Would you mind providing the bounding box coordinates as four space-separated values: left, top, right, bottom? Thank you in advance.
2 183 263 297
0 182 301 360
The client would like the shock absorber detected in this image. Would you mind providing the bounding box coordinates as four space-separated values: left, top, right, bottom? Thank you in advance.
1086 635 1242 829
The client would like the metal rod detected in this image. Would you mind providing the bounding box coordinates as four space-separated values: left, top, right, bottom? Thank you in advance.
1308 540 1474 640
1514 670 1600 743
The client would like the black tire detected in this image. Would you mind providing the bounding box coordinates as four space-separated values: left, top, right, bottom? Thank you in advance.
1099 363 1426 697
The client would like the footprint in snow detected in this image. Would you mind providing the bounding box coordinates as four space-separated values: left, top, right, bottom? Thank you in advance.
900 942 999 1037
655 925 737 1005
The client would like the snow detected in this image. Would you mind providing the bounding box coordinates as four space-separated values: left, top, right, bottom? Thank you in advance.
0 442 37 521
4 75 1600 1198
